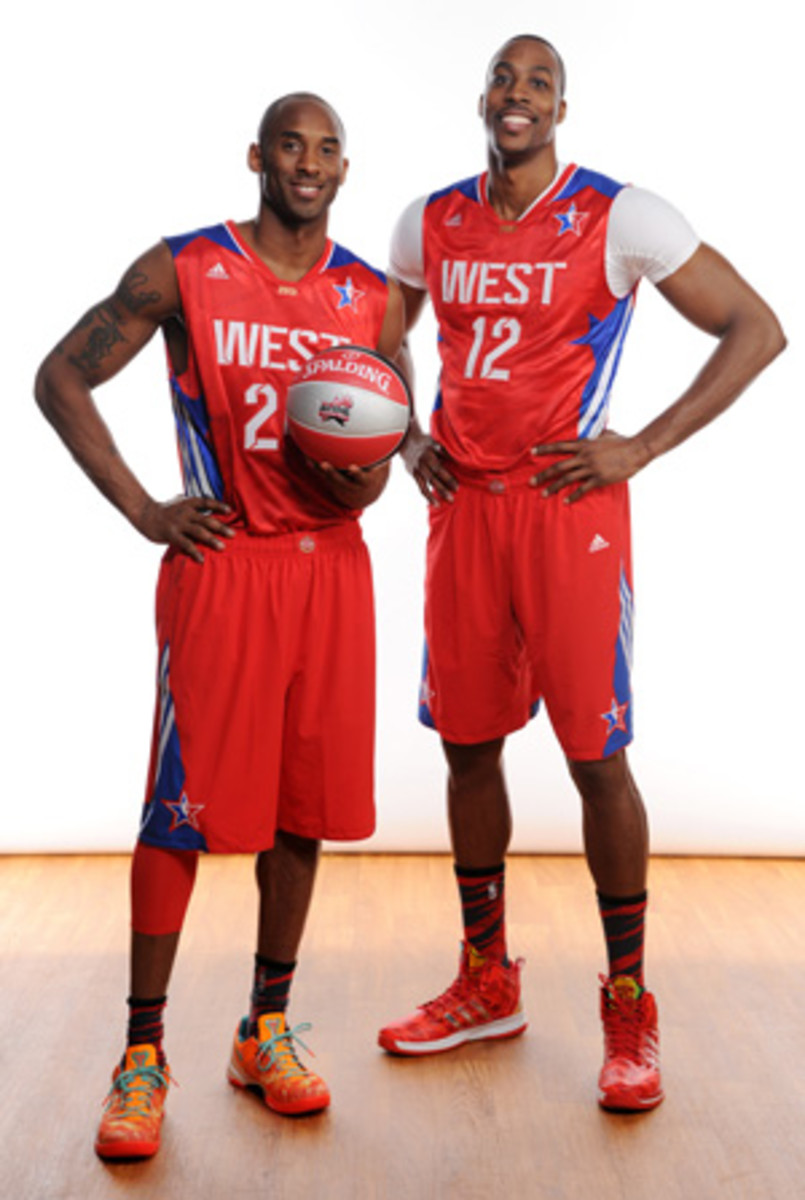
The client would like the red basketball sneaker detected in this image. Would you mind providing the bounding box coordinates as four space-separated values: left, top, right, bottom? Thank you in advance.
598 975 664 1111
378 943 527 1055
227 1013 330 1115
95 1044 172 1159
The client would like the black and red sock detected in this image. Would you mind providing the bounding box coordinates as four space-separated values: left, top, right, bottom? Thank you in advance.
455 863 508 964
127 995 167 1058
597 890 648 986
249 955 297 1034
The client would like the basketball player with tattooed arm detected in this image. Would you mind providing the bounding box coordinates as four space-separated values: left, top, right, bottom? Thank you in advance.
35 93 403 1159
378 35 785 1110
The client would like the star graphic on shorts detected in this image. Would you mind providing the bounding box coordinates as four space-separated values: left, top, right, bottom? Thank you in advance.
333 276 364 309
163 792 204 832
419 679 435 708
601 697 629 735
554 202 588 236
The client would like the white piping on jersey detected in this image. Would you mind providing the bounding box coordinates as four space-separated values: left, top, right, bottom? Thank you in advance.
482 163 568 222
577 296 635 441
172 391 217 499
321 241 335 272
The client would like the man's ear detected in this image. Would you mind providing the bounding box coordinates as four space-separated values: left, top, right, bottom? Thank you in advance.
248 142 262 175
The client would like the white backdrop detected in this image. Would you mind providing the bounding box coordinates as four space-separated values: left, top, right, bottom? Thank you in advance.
4 0 802 854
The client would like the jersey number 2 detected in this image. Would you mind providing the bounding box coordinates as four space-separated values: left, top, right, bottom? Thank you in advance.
244 383 279 451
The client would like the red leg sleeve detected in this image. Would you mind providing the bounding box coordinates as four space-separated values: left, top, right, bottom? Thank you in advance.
130 842 199 936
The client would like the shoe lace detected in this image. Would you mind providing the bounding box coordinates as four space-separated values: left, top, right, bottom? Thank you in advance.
256 1022 315 1079
106 1062 172 1118
422 974 475 1019
600 976 646 1062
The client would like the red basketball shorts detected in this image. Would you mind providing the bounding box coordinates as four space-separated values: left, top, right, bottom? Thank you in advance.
138 524 376 853
419 470 634 760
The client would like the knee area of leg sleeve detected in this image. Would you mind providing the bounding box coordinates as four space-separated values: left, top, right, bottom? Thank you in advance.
130 842 199 936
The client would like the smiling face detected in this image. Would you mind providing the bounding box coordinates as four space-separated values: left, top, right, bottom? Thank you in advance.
250 95 348 228
480 37 567 166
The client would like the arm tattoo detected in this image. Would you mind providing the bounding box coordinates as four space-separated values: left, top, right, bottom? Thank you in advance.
118 266 162 314
67 301 128 376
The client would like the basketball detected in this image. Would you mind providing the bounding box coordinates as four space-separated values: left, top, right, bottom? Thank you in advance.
286 345 412 469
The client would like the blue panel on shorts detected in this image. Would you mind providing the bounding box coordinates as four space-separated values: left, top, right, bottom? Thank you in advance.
603 566 634 757
139 643 208 852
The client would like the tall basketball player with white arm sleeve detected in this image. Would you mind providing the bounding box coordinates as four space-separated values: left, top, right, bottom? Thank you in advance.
35 93 403 1159
378 35 785 1111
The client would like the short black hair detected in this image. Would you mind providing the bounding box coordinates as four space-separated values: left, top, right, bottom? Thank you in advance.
490 35 566 97
257 93 346 150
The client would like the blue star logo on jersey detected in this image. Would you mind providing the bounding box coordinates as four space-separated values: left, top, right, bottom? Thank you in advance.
163 791 204 833
333 276 364 309
554 202 588 237
601 697 629 736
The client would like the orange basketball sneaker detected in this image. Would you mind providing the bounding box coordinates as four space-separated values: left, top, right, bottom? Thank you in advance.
598 975 664 1111
95 1044 172 1159
378 942 527 1055
227 1013 330 1115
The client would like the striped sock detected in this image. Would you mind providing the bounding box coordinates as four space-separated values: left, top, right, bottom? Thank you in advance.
127 995 167 1057
249 955 296 1034
597 891 648 986
455 863 508 964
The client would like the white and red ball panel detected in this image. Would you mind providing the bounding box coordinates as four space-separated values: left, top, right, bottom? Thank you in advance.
286 345 411 469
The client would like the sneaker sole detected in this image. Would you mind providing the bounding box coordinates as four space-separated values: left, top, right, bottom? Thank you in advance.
379 1010 528 1056
598 1087 665 1112
227 1061 330 1115
95 1136 161 1160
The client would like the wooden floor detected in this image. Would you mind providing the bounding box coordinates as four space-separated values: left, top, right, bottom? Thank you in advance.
1 855 803 1200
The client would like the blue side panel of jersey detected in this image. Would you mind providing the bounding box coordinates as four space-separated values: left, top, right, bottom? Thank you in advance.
426 175 482 208
555 168 624 203
139 644 208 852
164 224 247 259
573 295 635 440
327 242 386 285
169 375 225 500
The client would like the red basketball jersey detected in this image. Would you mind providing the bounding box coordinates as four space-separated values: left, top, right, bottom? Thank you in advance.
421 166 635 471
165 222 390 534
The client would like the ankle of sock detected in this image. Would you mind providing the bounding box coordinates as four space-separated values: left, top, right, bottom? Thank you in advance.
455 863 509 965
249 955 297 1034
127 995 167 1055
597 890 648 986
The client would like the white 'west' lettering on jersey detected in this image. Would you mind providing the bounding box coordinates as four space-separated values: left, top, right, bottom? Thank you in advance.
213 320 351 370
441 261 568 306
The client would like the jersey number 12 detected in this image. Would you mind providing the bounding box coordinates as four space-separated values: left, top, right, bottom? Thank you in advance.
464 316 521 381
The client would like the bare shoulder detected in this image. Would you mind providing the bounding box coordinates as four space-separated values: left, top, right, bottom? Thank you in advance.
113 239 181 321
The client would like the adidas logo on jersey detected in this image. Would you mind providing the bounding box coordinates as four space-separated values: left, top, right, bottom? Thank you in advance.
445 213 462 227
588 534 610 554
206 262 230 280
